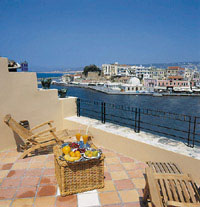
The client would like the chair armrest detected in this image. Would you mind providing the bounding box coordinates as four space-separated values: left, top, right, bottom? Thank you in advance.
30 120 54 132
29 127 56 139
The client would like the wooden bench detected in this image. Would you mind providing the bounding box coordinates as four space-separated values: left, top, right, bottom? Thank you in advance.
144 167 200 207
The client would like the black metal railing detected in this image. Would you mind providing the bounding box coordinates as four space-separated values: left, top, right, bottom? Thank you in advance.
76 98 200 147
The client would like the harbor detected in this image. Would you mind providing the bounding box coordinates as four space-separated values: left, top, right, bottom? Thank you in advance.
52 81 200 96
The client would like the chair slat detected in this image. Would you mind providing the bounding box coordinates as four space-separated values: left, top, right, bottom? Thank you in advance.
159 179 168 203
179 179 191 203
174 179 185 203
163 178 173 201
185 181 196 203
169 179 179 202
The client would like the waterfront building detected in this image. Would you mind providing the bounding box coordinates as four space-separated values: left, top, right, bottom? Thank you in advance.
157 76 194 92
149 68 166 79
184 68 193 80
135 66 151 79
21 61 28 72
102 62 132 77
143 78 157 88
120 77 144 92
166 66 185 77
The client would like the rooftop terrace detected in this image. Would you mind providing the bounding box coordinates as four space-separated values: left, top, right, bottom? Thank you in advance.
0 146 147 207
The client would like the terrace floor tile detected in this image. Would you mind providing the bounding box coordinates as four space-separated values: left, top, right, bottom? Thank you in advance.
44 161 55 168
56 195 77 207
29 161 44 169
119 190 140 203
120 156 135 163
7 169 26 178
1 177 21 188
0 170 9 178
34 196 56 207
110 171 129 180
0 163 13 170
12 198 34 207
132 178 146 189
108 163 124 172
40 175 57 185
15 186 37 198
0 188 17 199
127 169 145 179
0 199 12 207
1 157 18 163
122 163 137 171
98 180 116 192
31 155 47 162
114 179 134 190
12 162 30 170
20 176 40 187
99 192 121 205
25 168 43 177
105 157 120 165
37 185 57 197
78 192 100 207
43 168 55 176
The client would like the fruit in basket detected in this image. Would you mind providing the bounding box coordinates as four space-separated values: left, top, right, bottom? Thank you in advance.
69 142 80 149
70 151 76 157
85 150 91 156
75 151 81 158
92 151 98 157
62 146 71 155
64 154 81 162
88 153 92 157
64 154 74 162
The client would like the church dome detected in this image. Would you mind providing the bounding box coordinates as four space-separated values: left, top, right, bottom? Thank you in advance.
128 77 140 86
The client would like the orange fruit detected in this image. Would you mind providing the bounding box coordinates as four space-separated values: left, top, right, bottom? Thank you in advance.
62 146 71 155
70 151 76 157
75 151 81 158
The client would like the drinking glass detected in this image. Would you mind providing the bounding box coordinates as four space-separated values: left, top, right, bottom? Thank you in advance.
82 134 88 148
76 133 81 144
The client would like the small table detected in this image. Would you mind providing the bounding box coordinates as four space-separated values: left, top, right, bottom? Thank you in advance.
53 144 105 196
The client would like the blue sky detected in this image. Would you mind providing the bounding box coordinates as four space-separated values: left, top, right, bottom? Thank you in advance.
0 0 199 71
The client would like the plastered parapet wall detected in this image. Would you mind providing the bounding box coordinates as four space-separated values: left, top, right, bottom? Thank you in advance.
0 57 77 151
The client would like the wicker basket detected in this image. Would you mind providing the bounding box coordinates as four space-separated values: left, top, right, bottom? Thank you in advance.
53 145 105 196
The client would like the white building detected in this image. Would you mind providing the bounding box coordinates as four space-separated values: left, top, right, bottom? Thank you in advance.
134 65 151 79
102 62 133 77
120 77 144 92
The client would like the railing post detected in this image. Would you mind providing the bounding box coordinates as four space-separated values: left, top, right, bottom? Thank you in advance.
192 117 197 148
76 98 80 117
103 102 106 124
101 102 104 123
134 108 137 132
138 108 141 133
187 116 191 146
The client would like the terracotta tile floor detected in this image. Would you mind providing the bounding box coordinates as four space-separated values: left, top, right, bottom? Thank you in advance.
0 147 147 207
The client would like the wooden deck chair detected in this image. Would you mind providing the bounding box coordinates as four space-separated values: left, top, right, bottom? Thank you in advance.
4 114 65 159
146 161 183 174
143 166 200 207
